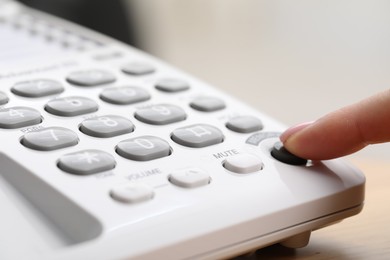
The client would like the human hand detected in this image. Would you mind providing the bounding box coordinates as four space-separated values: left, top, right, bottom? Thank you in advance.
280 89 390 160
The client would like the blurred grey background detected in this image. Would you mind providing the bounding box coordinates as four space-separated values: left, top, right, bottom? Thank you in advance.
20 0 390 160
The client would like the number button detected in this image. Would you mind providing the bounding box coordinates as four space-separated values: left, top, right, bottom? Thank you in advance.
58 149 116 175
155 78 190 93
134 104 186 125
226 116 263 133
190 96 226 112
171 124 224 148
21 127 78 151
121 62 155 76
0 107 42 129
11 79 64 97
116 136 171 161
45 96 98 116
66 69 116 86
100 86 150 105
80 115 135 138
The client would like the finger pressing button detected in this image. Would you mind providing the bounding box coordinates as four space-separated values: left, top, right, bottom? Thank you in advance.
271 142 307 165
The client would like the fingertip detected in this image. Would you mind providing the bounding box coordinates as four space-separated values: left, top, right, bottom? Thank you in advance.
280 122 318 160
281 116 366 160
280 90 390 160
280 121 314 143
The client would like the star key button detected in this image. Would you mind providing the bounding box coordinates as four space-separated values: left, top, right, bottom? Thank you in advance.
58 149 116 175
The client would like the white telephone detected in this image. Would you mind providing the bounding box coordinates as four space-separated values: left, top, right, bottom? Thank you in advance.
0 1 365 259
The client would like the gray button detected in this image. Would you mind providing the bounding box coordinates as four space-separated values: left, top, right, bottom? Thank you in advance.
21 127 79 151
171 124 224 148
66 69 116 86
223 154 263 174
121 62 155 76
0 91 9 105
58 149 116 175
11 79 64 97
169 168 211 188
0 107 42 129
80 115 134 138
116 136 171 161
245 132 281 146
226 116 263 133
190 96 226 112
45 96 98 117
110 183 154 203
100 86 150 105
155 78 190 92
135 104 186 125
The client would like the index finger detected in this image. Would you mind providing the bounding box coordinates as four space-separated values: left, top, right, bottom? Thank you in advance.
280 89 390 160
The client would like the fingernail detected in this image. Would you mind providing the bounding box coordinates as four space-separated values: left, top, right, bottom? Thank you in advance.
280 121 314 143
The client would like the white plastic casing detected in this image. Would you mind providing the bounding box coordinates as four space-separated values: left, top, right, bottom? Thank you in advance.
0 2 365 260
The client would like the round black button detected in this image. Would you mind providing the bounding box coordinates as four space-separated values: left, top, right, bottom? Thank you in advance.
271 142 307 165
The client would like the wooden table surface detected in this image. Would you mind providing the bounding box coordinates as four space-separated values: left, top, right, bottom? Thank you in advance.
240 158 390 260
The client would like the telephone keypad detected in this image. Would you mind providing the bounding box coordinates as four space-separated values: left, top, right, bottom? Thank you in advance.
2 60 266 202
